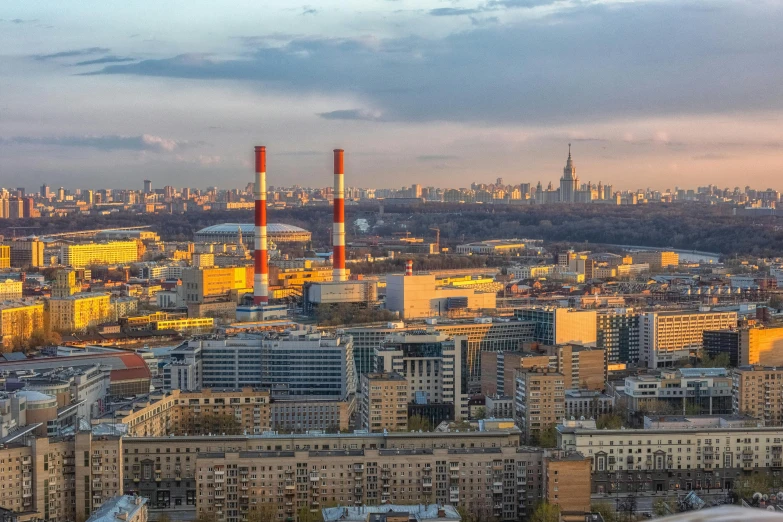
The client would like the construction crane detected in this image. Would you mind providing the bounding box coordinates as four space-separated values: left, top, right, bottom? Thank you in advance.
429 227 440 253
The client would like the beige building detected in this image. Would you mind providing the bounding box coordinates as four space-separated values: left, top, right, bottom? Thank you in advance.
359 372 409 432
61 241 141 267
180 266 253 304
515 367 565 443
0 279 22 300
545 454 592 522
733 366 783 425
641 310 737 368
48 293 113 332
0 301 45 347
630 250 679 269
385 273 497 319
742 326 783 366
0 245 10 269
52 269 80 298
8 240 45 268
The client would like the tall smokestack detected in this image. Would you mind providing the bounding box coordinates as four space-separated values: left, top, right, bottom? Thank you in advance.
333 149 346 282
254 146 269 305
405 260 413 276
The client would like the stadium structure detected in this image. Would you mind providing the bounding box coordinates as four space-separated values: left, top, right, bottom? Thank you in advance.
194 223 311 245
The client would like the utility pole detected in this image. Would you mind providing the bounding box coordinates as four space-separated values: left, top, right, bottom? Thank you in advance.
429 227 440 253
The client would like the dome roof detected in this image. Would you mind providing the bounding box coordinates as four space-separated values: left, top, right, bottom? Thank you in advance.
196 223 309 234
17 390 56 403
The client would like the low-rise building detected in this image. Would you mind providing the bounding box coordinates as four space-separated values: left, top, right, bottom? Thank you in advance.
622 368 733 417
86 495 148 522
564 389 614 420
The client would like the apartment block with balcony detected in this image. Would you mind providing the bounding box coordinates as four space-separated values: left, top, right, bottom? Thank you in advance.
359 372 409 432
733 366 783 426
514 368 565 444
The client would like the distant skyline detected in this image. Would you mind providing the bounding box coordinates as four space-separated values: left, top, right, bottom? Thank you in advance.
2 0 783 190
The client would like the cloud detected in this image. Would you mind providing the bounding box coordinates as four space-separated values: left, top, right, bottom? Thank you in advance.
302 6 318 15
74 55 137 66
35 47 111 61
417 154 459 161
429 7 483 16
0 134 184 152
317 109 385 121
1 18 39 24
85 2 783 126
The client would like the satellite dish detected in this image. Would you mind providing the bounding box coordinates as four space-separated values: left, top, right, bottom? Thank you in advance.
768 506 776 511
753 492 763 501
776 492 783 500
763 494 769 501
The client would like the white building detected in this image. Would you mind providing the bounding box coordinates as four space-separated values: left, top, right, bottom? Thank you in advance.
0 279 22 301
641 310 738 368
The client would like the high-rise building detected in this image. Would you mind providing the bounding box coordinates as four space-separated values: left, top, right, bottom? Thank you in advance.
559 144 578 203
52 268 81 298
641 310 737 368
143 179 152 194
9 239 45 268
41 183 51 199
375 331 468 419
514 367 565 443
0 245 11 269
597 308 641 363
514 307 597 346
0 301 45 347
359 372 409 432
733 366 783 425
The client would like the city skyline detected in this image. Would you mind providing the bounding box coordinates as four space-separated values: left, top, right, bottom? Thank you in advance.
2 1 783 190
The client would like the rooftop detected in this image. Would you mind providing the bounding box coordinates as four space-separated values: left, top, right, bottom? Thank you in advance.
195 223 309 234
322 504 461 522
86 495 147 522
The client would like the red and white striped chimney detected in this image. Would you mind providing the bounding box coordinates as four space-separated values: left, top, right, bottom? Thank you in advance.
405 260 413 276
253 146 269 305
333 149 347 282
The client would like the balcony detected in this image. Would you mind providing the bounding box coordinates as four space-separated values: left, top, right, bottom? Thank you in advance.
423 478 432 488
353 464 364 473
310 473 320 481
493 482 503 494
449 463 459 471
517 477 527 486
492 463 504 471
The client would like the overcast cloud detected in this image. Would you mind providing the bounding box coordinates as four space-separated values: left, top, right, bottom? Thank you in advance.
1 0 782 190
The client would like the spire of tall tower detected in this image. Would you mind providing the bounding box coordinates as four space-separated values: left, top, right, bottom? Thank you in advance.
568 142 571 159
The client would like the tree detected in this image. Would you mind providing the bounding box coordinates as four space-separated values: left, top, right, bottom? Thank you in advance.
769 294 783 310
534 425 558 448
596 413 623 430
530 501 560 522
698 352 731 369
473 406 486 420
407 414 432 432
653 499 675 517
591 502 618 522
158 515 172 522
194 511 218 522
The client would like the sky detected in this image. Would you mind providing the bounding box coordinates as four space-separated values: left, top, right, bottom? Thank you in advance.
1 0 783 191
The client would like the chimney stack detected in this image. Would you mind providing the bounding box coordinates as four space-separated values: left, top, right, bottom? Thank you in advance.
333 149 346 282
253 146 269 305
405 259 413 276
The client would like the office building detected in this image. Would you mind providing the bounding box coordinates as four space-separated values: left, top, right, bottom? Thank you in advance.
180 266 253 304
48 293 113 332
597 308 641 364
630 251 679 269
359 372 409 432
514 367 565 443
640 310 737 368
740 326 783 366
385 273 496 320
375 331 468 420
622 368 733 416
60 241 141 267
732 366 783 426
8 239 45 268
514 307 597 346
346 319 535 385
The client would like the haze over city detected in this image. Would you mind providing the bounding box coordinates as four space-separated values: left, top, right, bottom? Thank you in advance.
3 0 783 190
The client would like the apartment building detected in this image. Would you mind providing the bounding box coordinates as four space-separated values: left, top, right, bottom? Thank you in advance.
0 301 45 347
375 331 467 420
630 251 679 269
641 310 737 368
732 366 783 426
180 266 253 304
0 245 9 269
0 279 22 301
269 398 354 433
8 240 45 268
359 372 409 432
514 368 565 443
564 390 614 421
545 454 592 522
48 293 113 332
60 241 141 268
557 420 783 495
622 368 733 416
597 308 641 363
